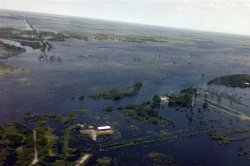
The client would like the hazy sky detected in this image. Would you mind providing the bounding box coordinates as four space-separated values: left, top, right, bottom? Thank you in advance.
1 0 250 35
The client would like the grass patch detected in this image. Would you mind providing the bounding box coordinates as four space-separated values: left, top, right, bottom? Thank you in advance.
0 40 25 59
44 127 58 156
61 125 76 159
0 62 20 76
210 131 231 144
168 87 197 107
17 77 30 85
0 122 34 165
120 104 172 126
89 81 143 100
208 74 250 88
52 160 66 166
96 157 111 165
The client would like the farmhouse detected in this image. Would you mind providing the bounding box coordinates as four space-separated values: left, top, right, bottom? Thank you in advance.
97 126 111 131
77 124 113 141
159 96 169 103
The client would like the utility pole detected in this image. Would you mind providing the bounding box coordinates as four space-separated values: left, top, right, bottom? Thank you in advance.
192 93 195 108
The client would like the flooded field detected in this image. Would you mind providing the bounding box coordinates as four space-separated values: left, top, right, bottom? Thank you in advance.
1 10 250 166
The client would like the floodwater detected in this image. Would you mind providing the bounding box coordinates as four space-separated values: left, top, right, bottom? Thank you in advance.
1 10 250 165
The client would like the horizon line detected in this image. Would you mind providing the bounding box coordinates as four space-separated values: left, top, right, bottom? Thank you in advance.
1 8 250 38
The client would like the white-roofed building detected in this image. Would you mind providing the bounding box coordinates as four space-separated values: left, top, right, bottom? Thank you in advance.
159 96 170 103
97 126 111 131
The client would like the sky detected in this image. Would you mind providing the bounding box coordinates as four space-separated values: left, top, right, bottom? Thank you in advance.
1 0 250 36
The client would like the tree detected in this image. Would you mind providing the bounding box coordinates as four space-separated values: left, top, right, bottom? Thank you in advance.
152 95 161 105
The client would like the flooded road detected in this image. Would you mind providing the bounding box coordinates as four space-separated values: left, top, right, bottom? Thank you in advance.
1 10 250 165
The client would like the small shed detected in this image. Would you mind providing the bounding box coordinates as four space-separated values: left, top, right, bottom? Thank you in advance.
160 96 170 103
97 126 111 131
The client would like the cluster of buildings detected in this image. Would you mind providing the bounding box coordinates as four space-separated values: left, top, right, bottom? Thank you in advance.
76 124 112 131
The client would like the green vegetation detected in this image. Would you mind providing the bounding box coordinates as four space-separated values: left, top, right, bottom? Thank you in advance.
0 62 20 76
0 148 10 165
0 122 34 166
61 125 76 159
24 113 46 125
204 89 244 105
0 27 50 51
120 104 172 125
0 41 25 59
0 26 199 55
48 113 76 124
160 130 172 137
17 77 30 85
112 129 122 140
207 74 250 88
100 137 150 151
36 126 54 160
100 129 205 151
96 157 112 166
23 113 84 164
44 127 58 156
152 95 161 105
90 81 143 100
143 152 178 166
210 131 231 144
65 31 169 43
168 87 197 107
0 28 36 42
132 81 143 92
47 32 67 41
74 108 89 114
210 128 250 144
19 40 41 49
52 160 66 166
24 112 76 125
1 107 93 165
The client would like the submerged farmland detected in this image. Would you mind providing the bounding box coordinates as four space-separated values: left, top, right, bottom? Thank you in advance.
1 10 250 166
